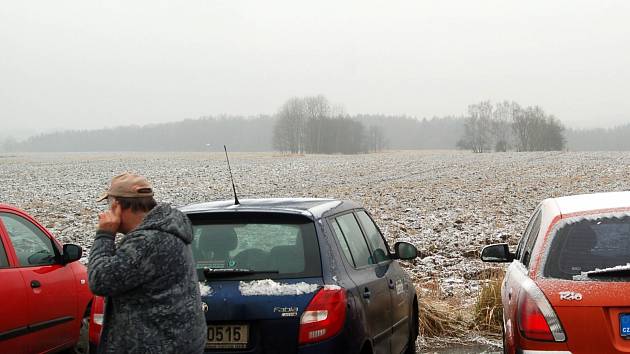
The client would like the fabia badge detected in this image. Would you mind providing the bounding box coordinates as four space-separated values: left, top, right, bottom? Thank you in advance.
559 291 583 301
274 306 298 317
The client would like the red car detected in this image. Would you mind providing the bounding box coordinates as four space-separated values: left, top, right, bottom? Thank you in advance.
482 191 630 354
0 203 93 354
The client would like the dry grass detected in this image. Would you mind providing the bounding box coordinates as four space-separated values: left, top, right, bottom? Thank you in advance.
416 267 505 342
418 296 468 338
471 268 505 336
417 281 468 338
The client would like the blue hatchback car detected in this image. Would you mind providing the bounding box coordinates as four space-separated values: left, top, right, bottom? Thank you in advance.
181 198 420 354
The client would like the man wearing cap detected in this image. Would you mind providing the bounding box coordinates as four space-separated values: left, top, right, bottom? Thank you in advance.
88 172 206 354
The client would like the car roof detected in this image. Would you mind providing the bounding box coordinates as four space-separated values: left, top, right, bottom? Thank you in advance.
551 191 630 216
180 198 361 219
0 203 22 212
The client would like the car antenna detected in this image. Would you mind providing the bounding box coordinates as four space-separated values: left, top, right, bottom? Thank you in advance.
224 145 240 205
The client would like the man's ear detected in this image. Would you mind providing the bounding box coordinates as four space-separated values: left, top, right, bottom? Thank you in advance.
112 201 123 218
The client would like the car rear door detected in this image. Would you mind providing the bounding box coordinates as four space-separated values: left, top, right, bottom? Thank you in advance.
331 212 392 354
538 279 630 353
0 211 78 353
537 213 630 353
355 210 411 354
201 277 322 353
189 212 324 353
0 219 29 354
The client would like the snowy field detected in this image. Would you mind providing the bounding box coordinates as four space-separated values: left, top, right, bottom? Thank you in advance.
1 150 629 352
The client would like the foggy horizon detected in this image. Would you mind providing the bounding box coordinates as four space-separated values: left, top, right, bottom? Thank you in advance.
2 1 630 139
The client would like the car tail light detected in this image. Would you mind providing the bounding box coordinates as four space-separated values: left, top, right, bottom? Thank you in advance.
298 286 346 345
91 296 104 325
517 281 566 342
89 296 105 344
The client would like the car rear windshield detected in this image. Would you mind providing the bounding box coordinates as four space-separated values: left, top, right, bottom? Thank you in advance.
543 213 630 280
187 212 322 281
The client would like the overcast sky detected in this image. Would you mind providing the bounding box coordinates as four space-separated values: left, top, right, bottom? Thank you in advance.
2 1 629 138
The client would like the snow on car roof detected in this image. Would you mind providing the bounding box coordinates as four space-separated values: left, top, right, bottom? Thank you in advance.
553 191 630 215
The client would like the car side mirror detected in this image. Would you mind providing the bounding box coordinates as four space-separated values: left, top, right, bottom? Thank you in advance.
63 244 83 264
393 241 418 260
480 243 514 263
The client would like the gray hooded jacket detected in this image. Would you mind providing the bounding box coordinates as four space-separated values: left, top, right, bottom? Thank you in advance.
88 203 206 354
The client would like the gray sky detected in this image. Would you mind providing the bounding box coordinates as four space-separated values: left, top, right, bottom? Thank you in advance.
2 0 629 138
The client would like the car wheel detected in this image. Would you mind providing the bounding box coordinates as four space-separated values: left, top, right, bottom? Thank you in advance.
73 316 90 354
405 300 419 354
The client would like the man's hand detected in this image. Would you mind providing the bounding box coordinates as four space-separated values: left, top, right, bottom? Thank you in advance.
98 202 121 235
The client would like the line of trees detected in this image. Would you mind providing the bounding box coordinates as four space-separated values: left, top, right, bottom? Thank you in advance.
565 123 630 151
5 98 628 153
457 101 566 153
0 114 466 153
3 116 275 152
272 95 386 154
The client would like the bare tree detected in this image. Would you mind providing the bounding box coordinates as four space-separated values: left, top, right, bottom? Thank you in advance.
460 101 492 153
273 95 370 154
303 95 331 153
513 105 565 151
272 97 306 153
492 101 518 151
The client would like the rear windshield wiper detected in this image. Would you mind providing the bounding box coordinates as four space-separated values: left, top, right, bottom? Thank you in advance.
582 264 630 279
203 268 279 279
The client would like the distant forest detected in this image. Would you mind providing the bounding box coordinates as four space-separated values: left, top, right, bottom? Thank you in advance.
2 114 467 152
2 109 628 153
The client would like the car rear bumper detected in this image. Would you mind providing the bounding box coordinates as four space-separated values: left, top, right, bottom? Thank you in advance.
202 332 352 354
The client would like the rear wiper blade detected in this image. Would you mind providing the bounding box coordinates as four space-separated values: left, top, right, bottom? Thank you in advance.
583 264 630 279
203 268 279 279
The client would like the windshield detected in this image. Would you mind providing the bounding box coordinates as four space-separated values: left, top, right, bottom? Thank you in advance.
543 213 630 280
188 212 322 281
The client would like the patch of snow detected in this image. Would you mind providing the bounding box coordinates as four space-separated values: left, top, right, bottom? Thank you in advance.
199 282 214 297
239 279 319 296
323 284 342 290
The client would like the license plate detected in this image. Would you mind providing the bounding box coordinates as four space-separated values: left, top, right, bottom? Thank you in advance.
620 314 630 338
206 325 249 349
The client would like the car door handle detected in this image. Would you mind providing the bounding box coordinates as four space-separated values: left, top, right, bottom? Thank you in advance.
363 288 371 299
31 280 41 288
388 279 396 289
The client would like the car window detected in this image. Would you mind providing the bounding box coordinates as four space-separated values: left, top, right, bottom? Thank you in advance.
188 212 321 281
522 210 542 268
335 213 372 268
331 220 355 267
544 214 630 280
0 213 57 267
0 237 8 268
356 210 389 263
516 214 533 260
515 207 540 262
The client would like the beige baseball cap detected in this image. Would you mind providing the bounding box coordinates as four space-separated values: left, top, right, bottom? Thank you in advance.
97 172 154 202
